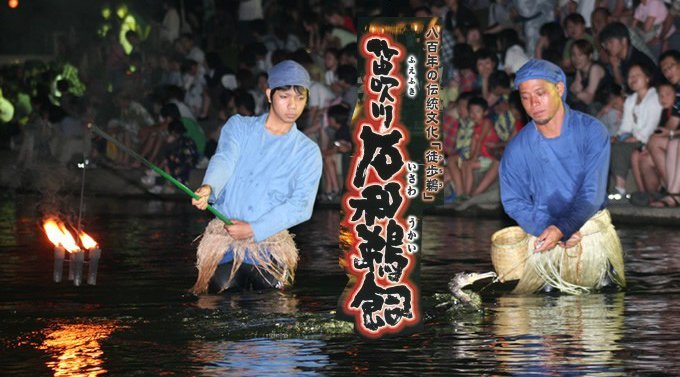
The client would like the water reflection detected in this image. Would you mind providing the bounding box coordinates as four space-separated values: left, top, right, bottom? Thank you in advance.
194 290 300 315
38 322 119 376
492 294 625 375
190 338 331 376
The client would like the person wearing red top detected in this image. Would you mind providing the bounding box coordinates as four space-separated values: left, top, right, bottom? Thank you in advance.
462 96 501 197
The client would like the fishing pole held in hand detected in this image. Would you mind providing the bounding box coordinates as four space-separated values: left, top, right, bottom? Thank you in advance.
89 123 233 225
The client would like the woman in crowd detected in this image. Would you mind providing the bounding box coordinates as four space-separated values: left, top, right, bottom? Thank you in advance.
569 39 609 115
611 63 662 197
631 81 678 195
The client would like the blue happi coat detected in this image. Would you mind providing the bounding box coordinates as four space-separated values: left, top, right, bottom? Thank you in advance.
203 114 322 263
499 105 610 241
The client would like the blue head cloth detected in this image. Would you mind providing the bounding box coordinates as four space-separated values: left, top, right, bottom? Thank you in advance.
514 59 567 100
267 60 311 90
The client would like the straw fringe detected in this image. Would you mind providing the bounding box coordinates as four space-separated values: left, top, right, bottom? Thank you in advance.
191 218 299 295
496 210 626 294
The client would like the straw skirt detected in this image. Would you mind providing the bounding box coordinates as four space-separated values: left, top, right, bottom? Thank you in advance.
191 219 299 295
492 209 626 294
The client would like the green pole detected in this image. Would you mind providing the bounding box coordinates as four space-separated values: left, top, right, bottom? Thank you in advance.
91 124 233 225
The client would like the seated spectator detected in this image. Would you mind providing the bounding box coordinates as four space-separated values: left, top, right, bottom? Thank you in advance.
632 0 675 54
462 96 500 198
450 43 477 95
181 58 210 119
474 48 500 106
561 13 595 74
157 53 183 88
488 71 522 158
650 131 680 207
106 93 155 167
339 42 357 66
51 98 93 167
465 24 485 52
303 64 336 147
534 22 567 65
138 102 206 166
597 82 626 136
485 0 515 34
591 7 657 67
495 28 529 75
442 91 475 202
332 64 358 120
233 89 256 116
632 81 679 196
142 119 199 194
610 63 662 197
320 104 352 202
164 84 197 121
176 34 206 74
323 48 340 86
599 21 661 91
568 39 610 115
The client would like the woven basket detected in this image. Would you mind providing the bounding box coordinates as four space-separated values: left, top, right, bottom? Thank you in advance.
491 226 528 282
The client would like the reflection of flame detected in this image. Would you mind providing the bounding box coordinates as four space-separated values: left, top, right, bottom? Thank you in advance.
42 218 80 253
39 322 119 376
79 231 98 250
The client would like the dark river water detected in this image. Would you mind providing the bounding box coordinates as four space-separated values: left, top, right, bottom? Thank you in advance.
1 194 680 376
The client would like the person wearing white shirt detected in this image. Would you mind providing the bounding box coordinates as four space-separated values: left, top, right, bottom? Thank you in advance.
611 63 663 195
160 0 180 44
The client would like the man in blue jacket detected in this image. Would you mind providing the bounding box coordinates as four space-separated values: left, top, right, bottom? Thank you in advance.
190 60 322 293
499 59 625 293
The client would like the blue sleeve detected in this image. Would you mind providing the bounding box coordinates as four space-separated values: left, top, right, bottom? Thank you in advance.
553 121 610 240
249 144 323 242
202 117 242 202
499 140 552 237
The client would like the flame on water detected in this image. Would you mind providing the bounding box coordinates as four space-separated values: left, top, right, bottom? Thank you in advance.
42 218 81 253
79 231 99 250
39 322 121 376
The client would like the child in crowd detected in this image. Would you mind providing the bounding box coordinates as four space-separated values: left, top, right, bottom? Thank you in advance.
597 82 626 136
462 96 500 198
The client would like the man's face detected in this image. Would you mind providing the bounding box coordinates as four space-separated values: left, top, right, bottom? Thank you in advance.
566 21 584 39
661 57 680 85
603 38 624 59
267 87 307 124
518 79 564 126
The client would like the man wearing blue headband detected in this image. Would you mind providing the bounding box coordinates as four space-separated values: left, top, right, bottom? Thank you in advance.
190 60 322 293
498 59 625 293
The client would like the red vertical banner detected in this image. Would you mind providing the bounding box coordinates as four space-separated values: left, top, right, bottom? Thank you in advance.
339 18 443 338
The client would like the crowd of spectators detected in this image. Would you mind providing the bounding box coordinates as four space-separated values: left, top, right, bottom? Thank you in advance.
1 0 679 208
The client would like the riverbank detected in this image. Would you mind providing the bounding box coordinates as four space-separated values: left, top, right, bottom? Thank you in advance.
4 150 680 226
